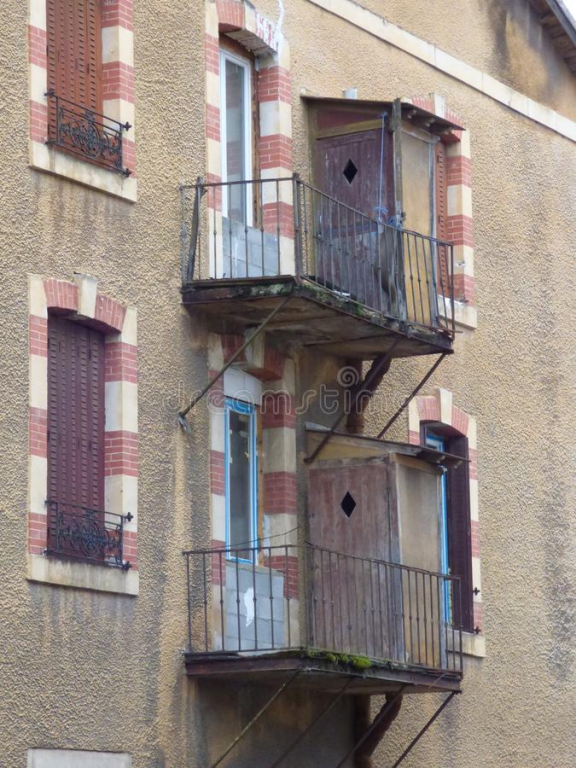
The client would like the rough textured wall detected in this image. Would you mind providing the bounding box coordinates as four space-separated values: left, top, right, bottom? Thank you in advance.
325 0 576 120
2 0 576 766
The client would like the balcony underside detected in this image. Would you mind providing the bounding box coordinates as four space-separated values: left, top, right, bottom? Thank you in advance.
184 649 461 695
181 276 453 360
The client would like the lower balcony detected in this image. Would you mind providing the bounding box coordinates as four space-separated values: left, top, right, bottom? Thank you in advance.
184 544 463 695
181 178 455 361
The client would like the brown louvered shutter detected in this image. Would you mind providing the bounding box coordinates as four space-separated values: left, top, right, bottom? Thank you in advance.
435 141 451 296
46 0 103 137
446 436 474 633
48 318 105 549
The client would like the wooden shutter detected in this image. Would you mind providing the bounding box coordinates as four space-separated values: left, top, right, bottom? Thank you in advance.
47 317 105 515
446 436 474 633
435 141 451 296
46 0 103 135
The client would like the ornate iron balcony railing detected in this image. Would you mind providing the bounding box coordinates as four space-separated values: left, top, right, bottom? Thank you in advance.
46 499 133 570
184 543 463 677
181 176 455 338
45 91 132 176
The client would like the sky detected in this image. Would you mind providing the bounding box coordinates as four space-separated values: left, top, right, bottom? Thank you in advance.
563 0 576 25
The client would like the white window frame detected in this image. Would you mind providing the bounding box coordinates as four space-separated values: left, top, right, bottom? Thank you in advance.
219 49 253 226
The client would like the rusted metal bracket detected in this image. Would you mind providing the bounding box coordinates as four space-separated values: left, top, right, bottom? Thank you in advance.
269 678 354 768
209 669 301 768
390 691 458 767
376 352 447 439
178 295 293 429
304 338 402 464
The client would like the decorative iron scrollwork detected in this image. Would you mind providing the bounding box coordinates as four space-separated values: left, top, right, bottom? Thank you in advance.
46 500 133 570
45 91 132 177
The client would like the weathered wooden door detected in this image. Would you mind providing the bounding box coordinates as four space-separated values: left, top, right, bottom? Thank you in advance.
313 129 397 313
308 459 402 660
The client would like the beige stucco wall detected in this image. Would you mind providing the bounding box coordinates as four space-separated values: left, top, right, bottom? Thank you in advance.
2 0 576 766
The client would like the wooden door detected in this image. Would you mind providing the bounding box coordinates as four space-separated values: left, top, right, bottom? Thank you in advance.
308 459 402 660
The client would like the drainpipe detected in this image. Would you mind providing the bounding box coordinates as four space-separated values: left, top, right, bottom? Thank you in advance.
353 694 403 768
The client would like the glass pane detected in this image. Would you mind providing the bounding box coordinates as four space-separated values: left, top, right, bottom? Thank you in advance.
228 409 252 556
225 59 247 222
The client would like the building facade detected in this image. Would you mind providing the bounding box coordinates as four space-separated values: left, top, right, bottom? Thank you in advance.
1 0 576 766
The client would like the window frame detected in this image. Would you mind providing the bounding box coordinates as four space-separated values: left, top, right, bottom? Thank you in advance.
219 48 254 226
224 397 258 563
422 423 474 634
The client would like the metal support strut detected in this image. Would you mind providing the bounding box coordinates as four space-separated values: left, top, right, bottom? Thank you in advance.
304 338 402 463
178 296 293 428
376 353 447 439
209 670 301 768
270 678 354 767
390 691 458 767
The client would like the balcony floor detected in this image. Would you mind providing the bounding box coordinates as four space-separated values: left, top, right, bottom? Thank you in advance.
184 649 462 696
181 276 453 361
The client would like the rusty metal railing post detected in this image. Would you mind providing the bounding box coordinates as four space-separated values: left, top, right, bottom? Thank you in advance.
186 176 203 284
292 174 303 278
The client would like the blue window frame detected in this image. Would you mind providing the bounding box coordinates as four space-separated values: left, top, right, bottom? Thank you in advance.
224 398 258 562
425 431 451 621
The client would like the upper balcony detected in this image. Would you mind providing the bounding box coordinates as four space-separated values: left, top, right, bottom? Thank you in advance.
181 177 455 361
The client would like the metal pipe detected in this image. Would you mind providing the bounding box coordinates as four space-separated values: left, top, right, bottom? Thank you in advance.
390 691 458 767
376 353 447 439
209 670 301 768
178 296 292 423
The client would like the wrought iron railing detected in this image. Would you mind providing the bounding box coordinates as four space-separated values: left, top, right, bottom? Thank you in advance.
45 92 132 176
184 543 463 676
181 176 455 337
46 500 133 570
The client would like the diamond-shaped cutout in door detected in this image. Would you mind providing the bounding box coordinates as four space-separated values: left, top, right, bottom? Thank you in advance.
343 159 358 184
341 491 357 518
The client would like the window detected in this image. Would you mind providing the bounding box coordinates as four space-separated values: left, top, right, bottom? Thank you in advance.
424 427 474 633
225 398 258 561
220 49 253 224
44 0 131 175
47 316 106 564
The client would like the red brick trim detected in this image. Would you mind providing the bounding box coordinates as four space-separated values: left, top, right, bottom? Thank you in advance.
453 274 475 304
471 519 480 558
104 431 138 477
417 396 440 423
102 62 135 102
259 134 292 170
211 450 226 496
29 316 48 357
101 0 134 30
44 279 79 313
105 342 137 383
451 405 469 437
95 294 126 332
446 214 474 248
122 529 138 567
28 512 48 553
206 103 221 143
29 407 48 458
473 602 483 631
447 155 472 186
263 472 297 514
28 25 47 67
265 553 298 598
216 0 245 31
257 67 291 104
206 34 220 74
262 393 295 428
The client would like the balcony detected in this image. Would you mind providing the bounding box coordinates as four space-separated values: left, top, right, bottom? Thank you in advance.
181 178 455 360
46 499 133 570
184 543 462 695
45 92 132 176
